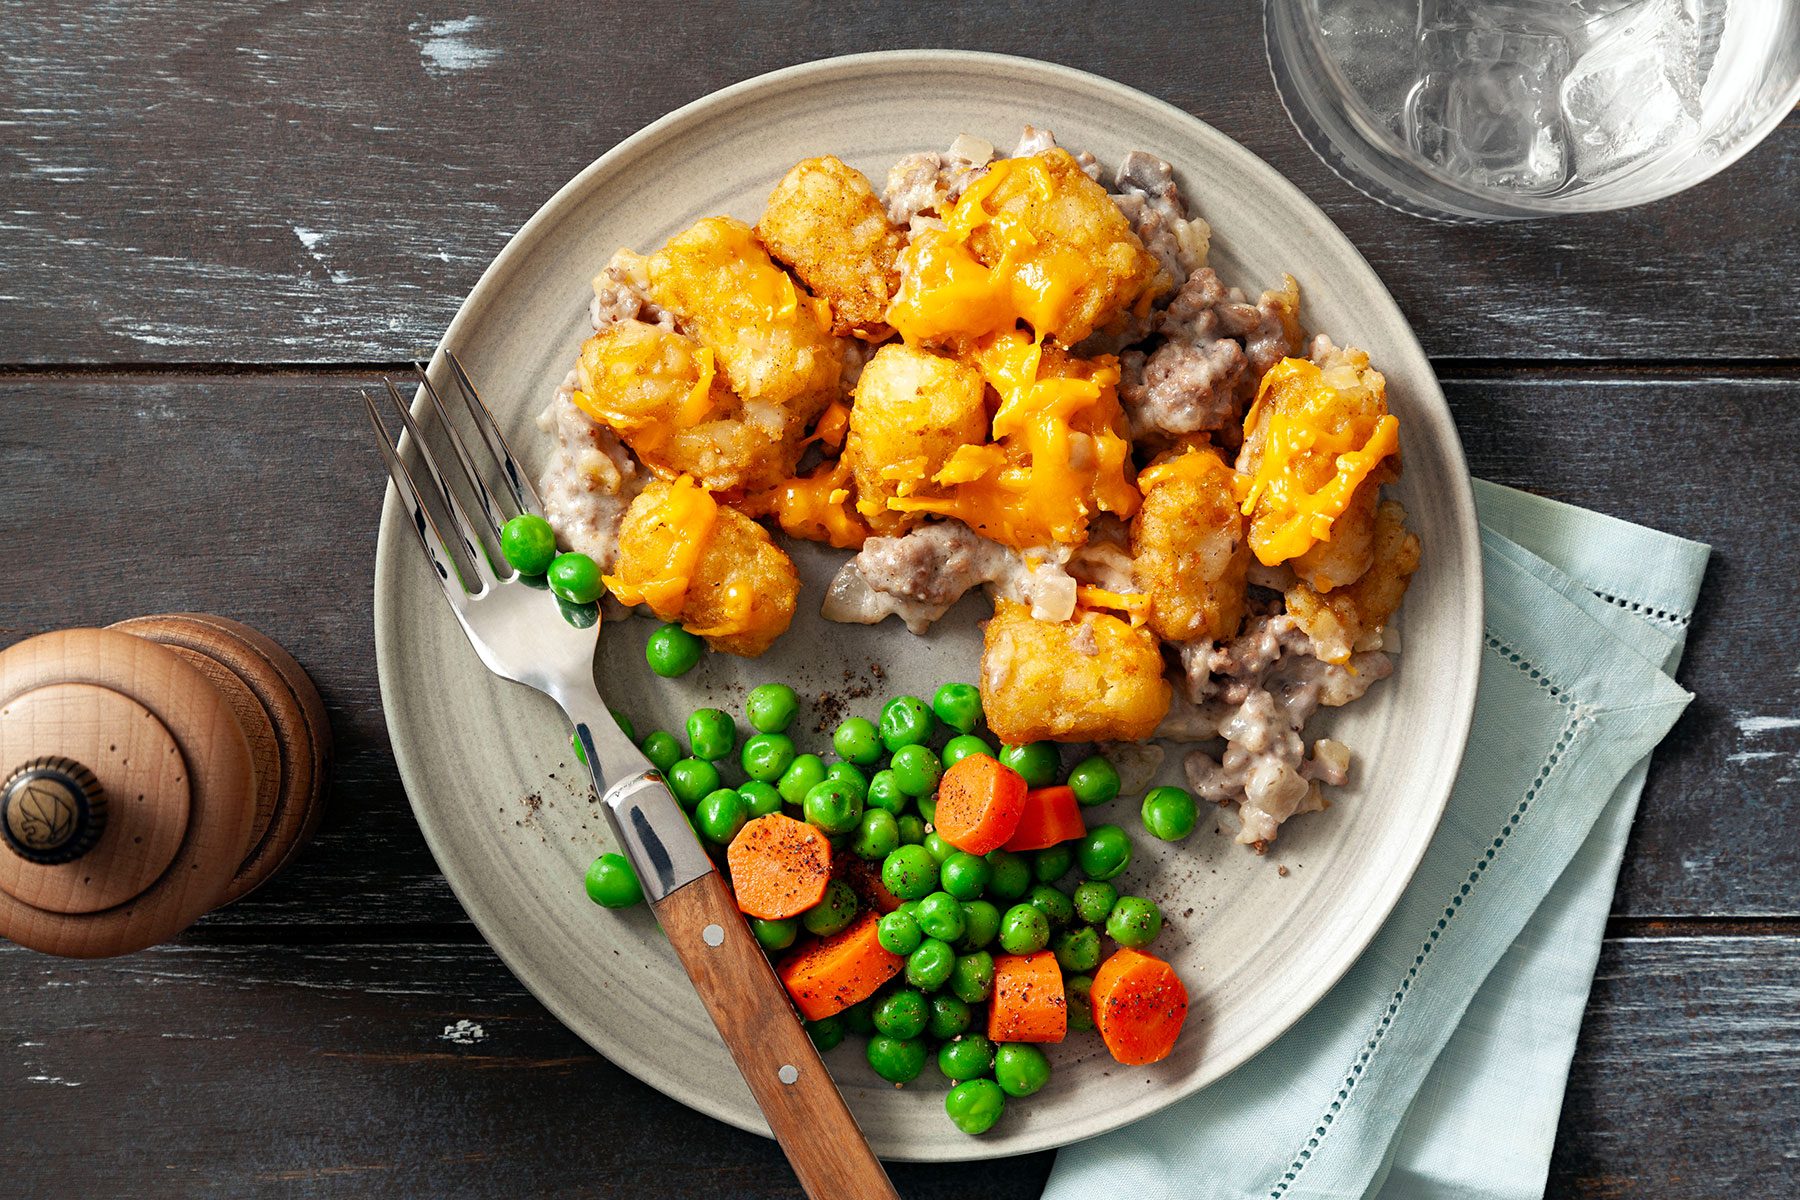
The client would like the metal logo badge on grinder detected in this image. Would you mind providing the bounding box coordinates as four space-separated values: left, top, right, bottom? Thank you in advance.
1 756 106 865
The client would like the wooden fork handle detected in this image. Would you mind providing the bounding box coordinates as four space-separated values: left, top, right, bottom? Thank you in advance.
654 870 901 1200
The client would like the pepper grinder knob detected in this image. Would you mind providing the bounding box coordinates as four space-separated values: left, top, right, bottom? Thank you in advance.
1 756 107 865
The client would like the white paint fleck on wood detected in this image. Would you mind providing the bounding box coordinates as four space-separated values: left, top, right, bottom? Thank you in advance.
411 16 499 76
440 1019 486 1044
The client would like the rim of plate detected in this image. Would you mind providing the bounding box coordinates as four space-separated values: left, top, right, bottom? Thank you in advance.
375 48 1483 1161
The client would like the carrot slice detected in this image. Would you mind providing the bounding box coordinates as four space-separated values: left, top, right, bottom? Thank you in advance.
777 912 904 1020
1091 947 1189 1066
835 853 903 914
988 950 1067 1044
1003 785 1087 852
726 813 832 920
934 753 1029 854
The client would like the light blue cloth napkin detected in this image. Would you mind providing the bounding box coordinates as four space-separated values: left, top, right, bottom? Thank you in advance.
1044 480 1709 1200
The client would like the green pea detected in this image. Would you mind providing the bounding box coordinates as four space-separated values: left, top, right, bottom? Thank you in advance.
807 1015 845 1051
872 988 931 1040
998 903 1050 955
878 695 937 752
949 950 995 1003
1141 785 1199 842
896 814 926 845
1027 883 1076 929
803 780 863 835
937 1034 995 1082
1054 925 1101 974
999 741 1060 789
914 891 967 943
547 551 602 604
777 753 828 806
1106 896 1163 948
583 852 642 908
824 761 869 805
842 1000 876 1036
1064 974 1096 1032
917 793 938 825
939 851 991 901
667 758 721 809
696 787 748 844
994 1043 1051 1098
941 733 996 770
851 808 901 860
686 708 737 762
608 708 635 744
571 731 588 766
1077 824 1133 881
645 622 704 678
866 1035 927 1084
906 938 956 991
866 769 908 816
832 716 882 765
751 917 797 952
922 832 956 865
1072 879 1119 925
928 993 973 1040
1034 844 1075 883
801 880 860 937
984 849 1032 900
881 845 939 901
738 780 782 818
640 730 683 773
931 683 984 736
957 899 1001 952
499 513 558 576
1067 754 1121 806
877 908 924 955
890 743 942 798
740 732 796 782
944 1077 1006 1135
745 683 798 734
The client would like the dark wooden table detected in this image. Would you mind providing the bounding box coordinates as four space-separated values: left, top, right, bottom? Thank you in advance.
5 4 1796 1197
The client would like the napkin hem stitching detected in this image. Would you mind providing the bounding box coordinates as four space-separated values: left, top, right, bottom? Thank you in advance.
1590 589 1690 629
1269 634 1586 1198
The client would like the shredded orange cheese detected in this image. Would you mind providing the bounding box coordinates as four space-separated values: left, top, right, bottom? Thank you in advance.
741 458 870 551
685 580 756 638
1075 585 1151 625
1238 358 1400 566
601 474 718 616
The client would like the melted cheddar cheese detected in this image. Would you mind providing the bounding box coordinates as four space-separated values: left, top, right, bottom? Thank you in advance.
601 474 719 615
1238 358 1400 566
741 457 870 551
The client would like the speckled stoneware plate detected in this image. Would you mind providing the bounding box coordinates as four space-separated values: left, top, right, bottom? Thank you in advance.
374 50 1482 1161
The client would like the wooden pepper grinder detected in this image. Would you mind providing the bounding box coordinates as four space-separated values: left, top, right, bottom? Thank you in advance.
0 615 329 957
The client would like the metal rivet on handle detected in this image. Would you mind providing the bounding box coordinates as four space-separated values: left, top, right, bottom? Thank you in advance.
778 1064 799 1085
702 923 724 947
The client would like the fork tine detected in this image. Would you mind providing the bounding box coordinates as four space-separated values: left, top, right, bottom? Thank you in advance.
415 362 510 545
362 390 467 610
444 349 546 518
383 378 497 590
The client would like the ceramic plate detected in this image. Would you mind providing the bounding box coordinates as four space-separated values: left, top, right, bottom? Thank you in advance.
374 51 1482 1161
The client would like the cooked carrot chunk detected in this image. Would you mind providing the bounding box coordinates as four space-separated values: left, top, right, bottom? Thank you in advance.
1091 947 1189 1065
988 950 1067 1044
778 912 904 1021
934 753 1029 855
727 813 832 920
1003 785 1087 852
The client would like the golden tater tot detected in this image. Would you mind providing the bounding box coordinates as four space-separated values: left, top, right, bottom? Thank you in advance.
1235 345 1398 584
1130 445 1250 642
844 345 989 535
980 600 1171 743
647 216 843 420
574 321 792 492
608 477 798 657
1286 499 1421 663
964 148 1160 346
757 156 905 339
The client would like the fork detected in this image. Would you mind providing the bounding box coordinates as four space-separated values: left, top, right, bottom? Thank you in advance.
364 352 900 1200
